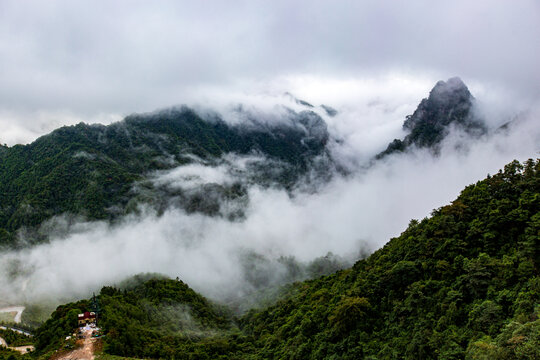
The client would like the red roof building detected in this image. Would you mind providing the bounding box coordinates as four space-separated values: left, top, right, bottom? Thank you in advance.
78 311 97 326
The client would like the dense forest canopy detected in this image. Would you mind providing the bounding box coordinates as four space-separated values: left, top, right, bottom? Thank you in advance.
29 158 540 359
0 106 330 248
0 77 489 251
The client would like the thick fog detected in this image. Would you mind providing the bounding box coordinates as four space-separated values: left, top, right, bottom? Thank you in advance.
0 86 538 306
0 1 539 309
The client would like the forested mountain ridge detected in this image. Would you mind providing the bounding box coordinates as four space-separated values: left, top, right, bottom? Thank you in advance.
32 276 240 359
240 158 540 359
31 159 540 359
0 106 330 247
0 78 492 248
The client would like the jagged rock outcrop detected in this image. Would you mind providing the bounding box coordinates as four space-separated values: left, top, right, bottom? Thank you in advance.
378 77 486 158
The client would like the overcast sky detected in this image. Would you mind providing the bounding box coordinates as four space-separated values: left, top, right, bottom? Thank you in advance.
0 0 539 144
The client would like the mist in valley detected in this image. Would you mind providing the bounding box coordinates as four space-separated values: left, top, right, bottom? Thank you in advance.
0 83 538 311
0 1 539 323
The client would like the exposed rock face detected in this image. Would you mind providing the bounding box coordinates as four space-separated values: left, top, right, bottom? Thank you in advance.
378 77 486 158
320 104 338 117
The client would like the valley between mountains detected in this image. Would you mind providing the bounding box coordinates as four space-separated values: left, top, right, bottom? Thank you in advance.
0 78 538 359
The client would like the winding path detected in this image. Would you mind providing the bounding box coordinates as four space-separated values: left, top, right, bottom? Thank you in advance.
0 306 32 336
0 306 34 353
0 306 25 324
0 325 32 337
0 330 34 354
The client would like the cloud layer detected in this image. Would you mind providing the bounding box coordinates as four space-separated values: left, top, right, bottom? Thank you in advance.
0 1 539 308
0 1 539 145
0 103 538 305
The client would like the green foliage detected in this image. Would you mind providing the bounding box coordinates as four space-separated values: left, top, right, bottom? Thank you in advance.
0 329 32 347
33 300 87 354
34 276 252 359
0 348 31 360
0 107 328 247
328 296 371 336
31 159 540 359
98 278 252 359
239 158 540 359
20 303 56 330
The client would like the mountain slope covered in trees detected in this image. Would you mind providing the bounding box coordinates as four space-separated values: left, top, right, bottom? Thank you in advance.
0 78 492 250
240 158 539 359
32 159 540 359
33 275 240 359
0 106 330 247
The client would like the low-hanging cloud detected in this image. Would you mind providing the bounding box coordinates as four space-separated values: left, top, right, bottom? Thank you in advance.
0 103 538 306
0 0 538 316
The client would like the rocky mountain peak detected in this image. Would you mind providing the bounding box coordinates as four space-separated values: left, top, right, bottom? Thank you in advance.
403 76 474 133
377 77 486 158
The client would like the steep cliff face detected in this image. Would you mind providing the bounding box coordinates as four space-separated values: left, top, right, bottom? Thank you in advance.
378 77 486 158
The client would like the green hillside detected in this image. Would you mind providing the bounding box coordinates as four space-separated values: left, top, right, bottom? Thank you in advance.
0 106 329 247
240 159 539 359
33 277 242 359
31 159 540 359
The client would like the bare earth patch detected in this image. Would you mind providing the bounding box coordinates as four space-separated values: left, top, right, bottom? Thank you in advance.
54 330 96 360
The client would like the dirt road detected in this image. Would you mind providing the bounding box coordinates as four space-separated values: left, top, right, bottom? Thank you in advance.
7 345 35 354
55 329 96 360
0 325 32 337
0 306 25 323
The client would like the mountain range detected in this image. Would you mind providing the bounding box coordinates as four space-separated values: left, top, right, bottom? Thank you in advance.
0 78 487 249
1 77 538 359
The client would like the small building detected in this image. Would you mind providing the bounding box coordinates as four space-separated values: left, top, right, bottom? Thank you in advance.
77 311 96 326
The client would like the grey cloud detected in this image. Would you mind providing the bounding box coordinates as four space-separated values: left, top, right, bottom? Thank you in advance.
0 0 539 125
0 0 539 309
0 108 538 305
